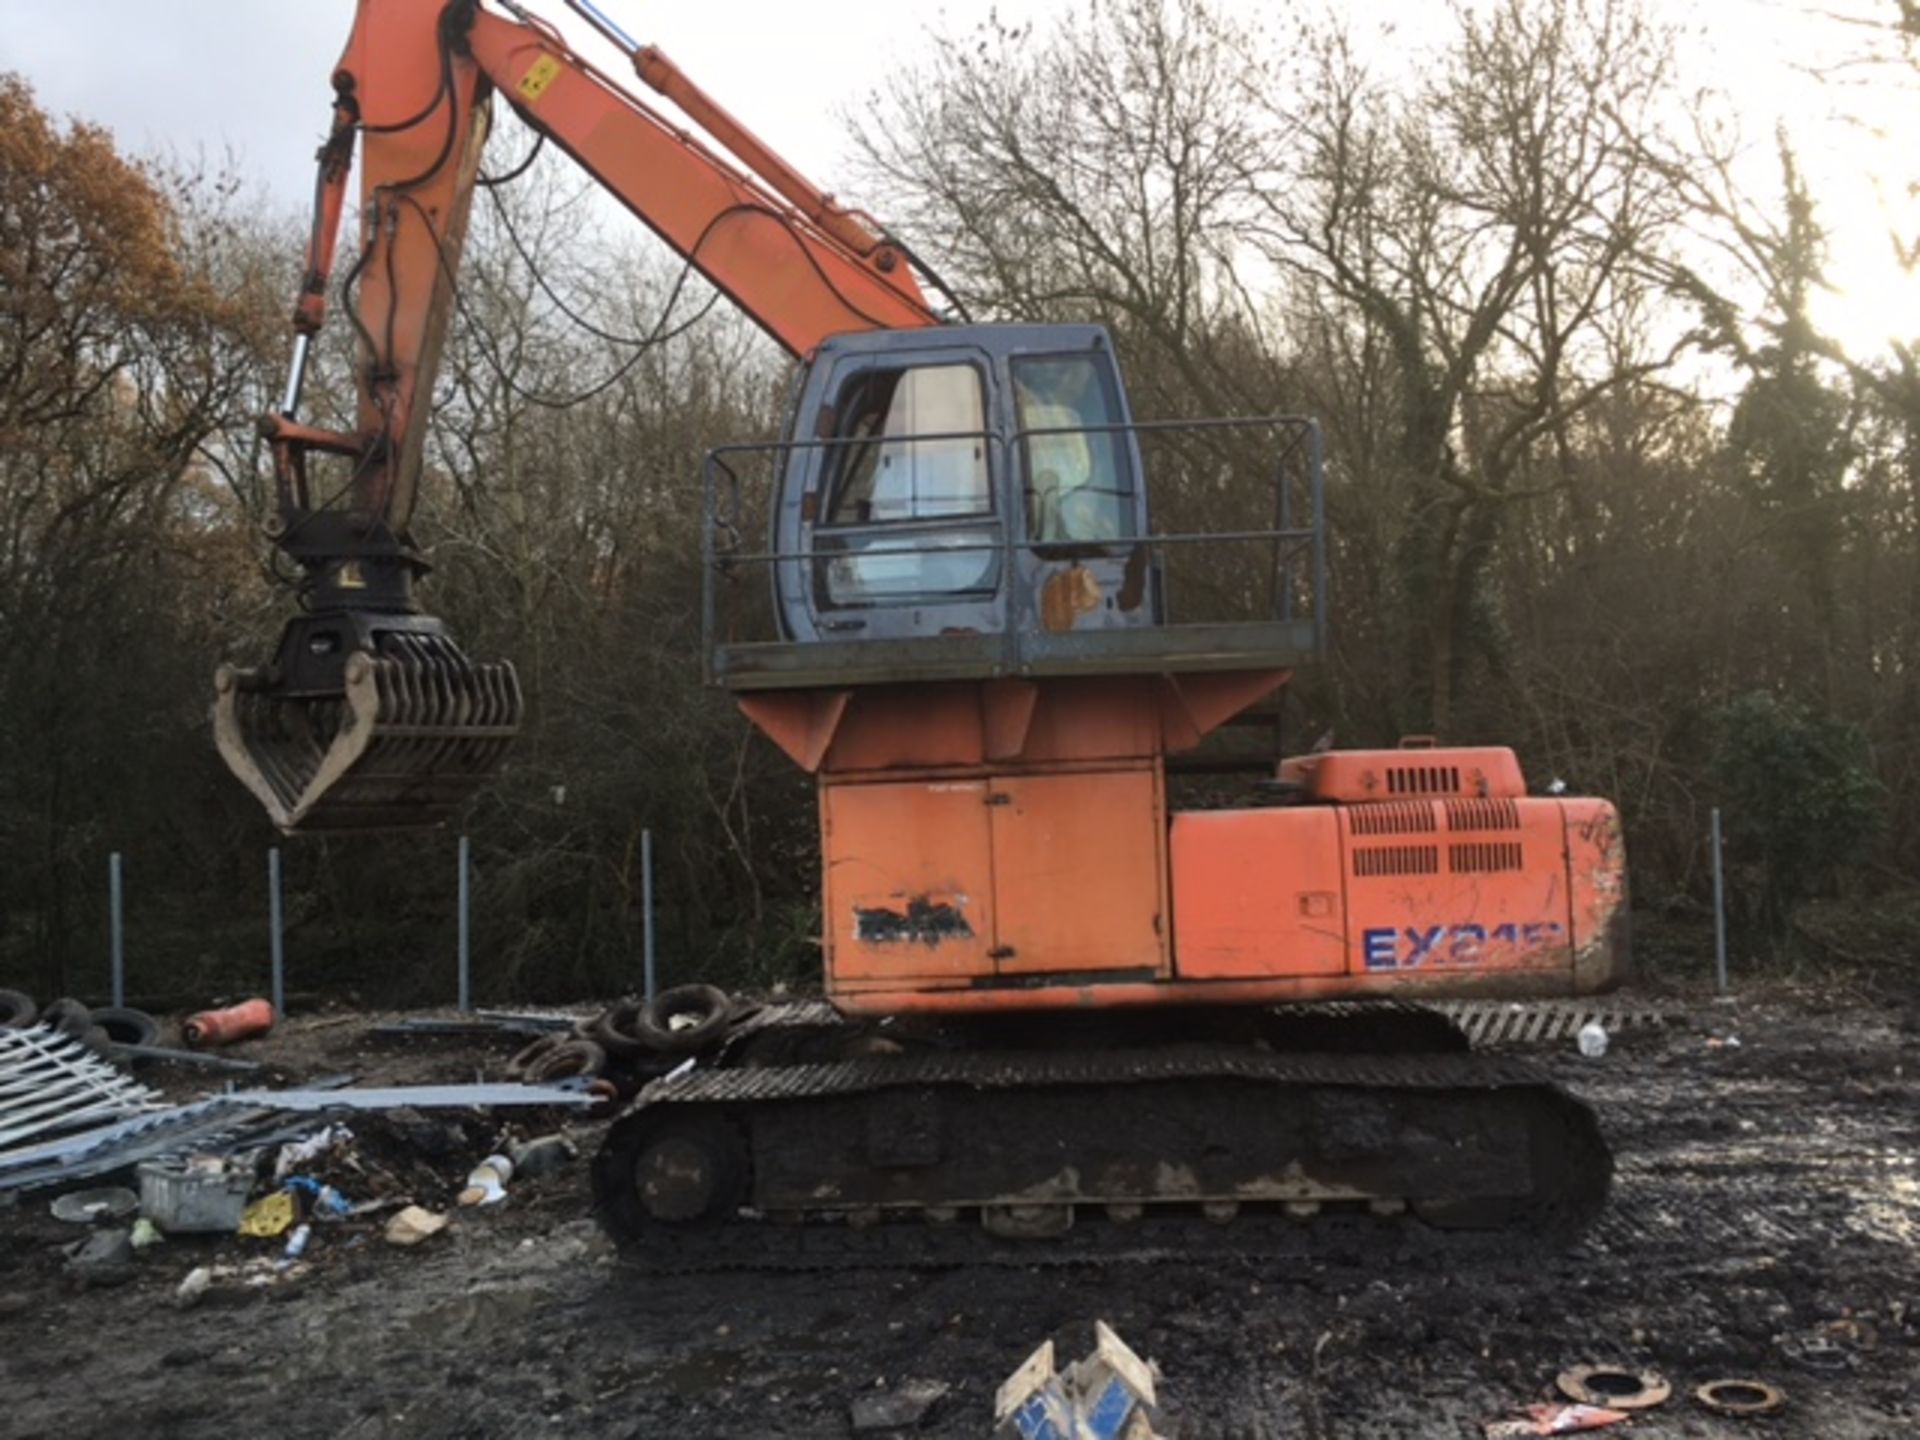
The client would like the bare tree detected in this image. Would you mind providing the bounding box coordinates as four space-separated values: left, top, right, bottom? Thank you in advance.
1248 0 1687 734
853 0 1288 416
0 76 280 992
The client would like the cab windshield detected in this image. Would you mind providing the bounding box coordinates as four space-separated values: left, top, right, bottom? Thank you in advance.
1013 355 1132 544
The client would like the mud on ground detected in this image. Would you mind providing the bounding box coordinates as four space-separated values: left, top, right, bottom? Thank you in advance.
0 985 1915 1439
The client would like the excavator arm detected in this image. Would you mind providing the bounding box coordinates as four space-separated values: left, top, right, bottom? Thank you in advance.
215 0 942 833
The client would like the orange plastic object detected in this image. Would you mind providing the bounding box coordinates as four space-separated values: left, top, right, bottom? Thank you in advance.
182 999 276 1048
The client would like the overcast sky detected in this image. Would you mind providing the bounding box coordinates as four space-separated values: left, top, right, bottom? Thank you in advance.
0 0 1027 205
1 0 1911 354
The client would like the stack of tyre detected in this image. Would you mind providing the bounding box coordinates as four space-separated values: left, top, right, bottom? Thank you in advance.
0 990 162 1050
504 984 734 1105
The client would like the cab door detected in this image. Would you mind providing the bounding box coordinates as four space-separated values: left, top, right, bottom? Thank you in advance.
795 347 1007 642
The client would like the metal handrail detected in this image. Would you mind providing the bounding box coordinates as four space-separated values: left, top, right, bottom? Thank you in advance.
700 414 1326 674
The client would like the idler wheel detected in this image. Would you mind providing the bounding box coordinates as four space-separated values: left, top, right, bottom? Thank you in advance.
630 1116 747 1224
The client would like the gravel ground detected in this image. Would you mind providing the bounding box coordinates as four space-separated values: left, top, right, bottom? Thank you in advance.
0 984 1914 1438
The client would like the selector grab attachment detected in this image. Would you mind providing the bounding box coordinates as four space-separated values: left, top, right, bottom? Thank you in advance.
213 624 522 834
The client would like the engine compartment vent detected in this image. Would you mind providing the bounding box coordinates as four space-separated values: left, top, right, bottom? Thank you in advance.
1445 798 1522 831
1348 802 1438 836
1386 764 1461 796
1353 844 1442 878
1449 841 1525 873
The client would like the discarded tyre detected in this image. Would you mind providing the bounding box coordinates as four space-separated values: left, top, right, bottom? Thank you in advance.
89 1005 160 1048
0 988 37 1029
584 1001 649 1061
506 1033 564 1081
524 1038 607 1083
40 998 92 1038
635 984 732 1057
508 1033 607 1082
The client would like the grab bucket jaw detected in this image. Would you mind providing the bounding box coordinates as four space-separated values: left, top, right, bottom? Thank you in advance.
213 613 522 834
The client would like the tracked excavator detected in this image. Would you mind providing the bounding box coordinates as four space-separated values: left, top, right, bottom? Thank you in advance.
216 0 1627 1260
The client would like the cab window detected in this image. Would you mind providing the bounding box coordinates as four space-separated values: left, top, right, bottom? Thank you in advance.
816 362 997 606
824 364 989 523
1012 355 1132 543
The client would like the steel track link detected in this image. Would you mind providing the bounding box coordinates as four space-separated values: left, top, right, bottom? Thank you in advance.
641 1043 1553 1105
606 1206 1552 1276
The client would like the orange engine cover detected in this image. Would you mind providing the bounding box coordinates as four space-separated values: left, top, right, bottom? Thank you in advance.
1170 794 1628 995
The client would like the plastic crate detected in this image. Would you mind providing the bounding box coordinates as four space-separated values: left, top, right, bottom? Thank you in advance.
136 1158 252 1234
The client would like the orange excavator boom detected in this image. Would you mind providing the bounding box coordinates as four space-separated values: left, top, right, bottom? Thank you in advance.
217 0 943 834
275 0 939 542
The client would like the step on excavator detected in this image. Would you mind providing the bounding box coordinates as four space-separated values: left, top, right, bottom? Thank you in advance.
218 0 1626 1260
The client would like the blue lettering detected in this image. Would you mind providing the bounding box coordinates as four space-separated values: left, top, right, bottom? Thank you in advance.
1358 920 1567 969
1362 928 1399 970
1450 923 1486 963
1403 926 1443 966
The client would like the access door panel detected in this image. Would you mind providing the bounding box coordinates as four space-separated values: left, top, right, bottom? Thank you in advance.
989 768 1168 976
1170 808 1346 978
824 779 997 982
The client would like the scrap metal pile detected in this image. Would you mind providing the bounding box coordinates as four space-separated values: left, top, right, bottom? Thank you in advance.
0 998 610 1304
0 1011 593 1199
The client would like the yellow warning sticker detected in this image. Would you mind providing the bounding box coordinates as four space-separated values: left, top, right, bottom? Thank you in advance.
516 53 562 103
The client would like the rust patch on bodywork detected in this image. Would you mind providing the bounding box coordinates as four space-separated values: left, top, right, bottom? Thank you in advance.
1039 565 1102 632
855 896 974 946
